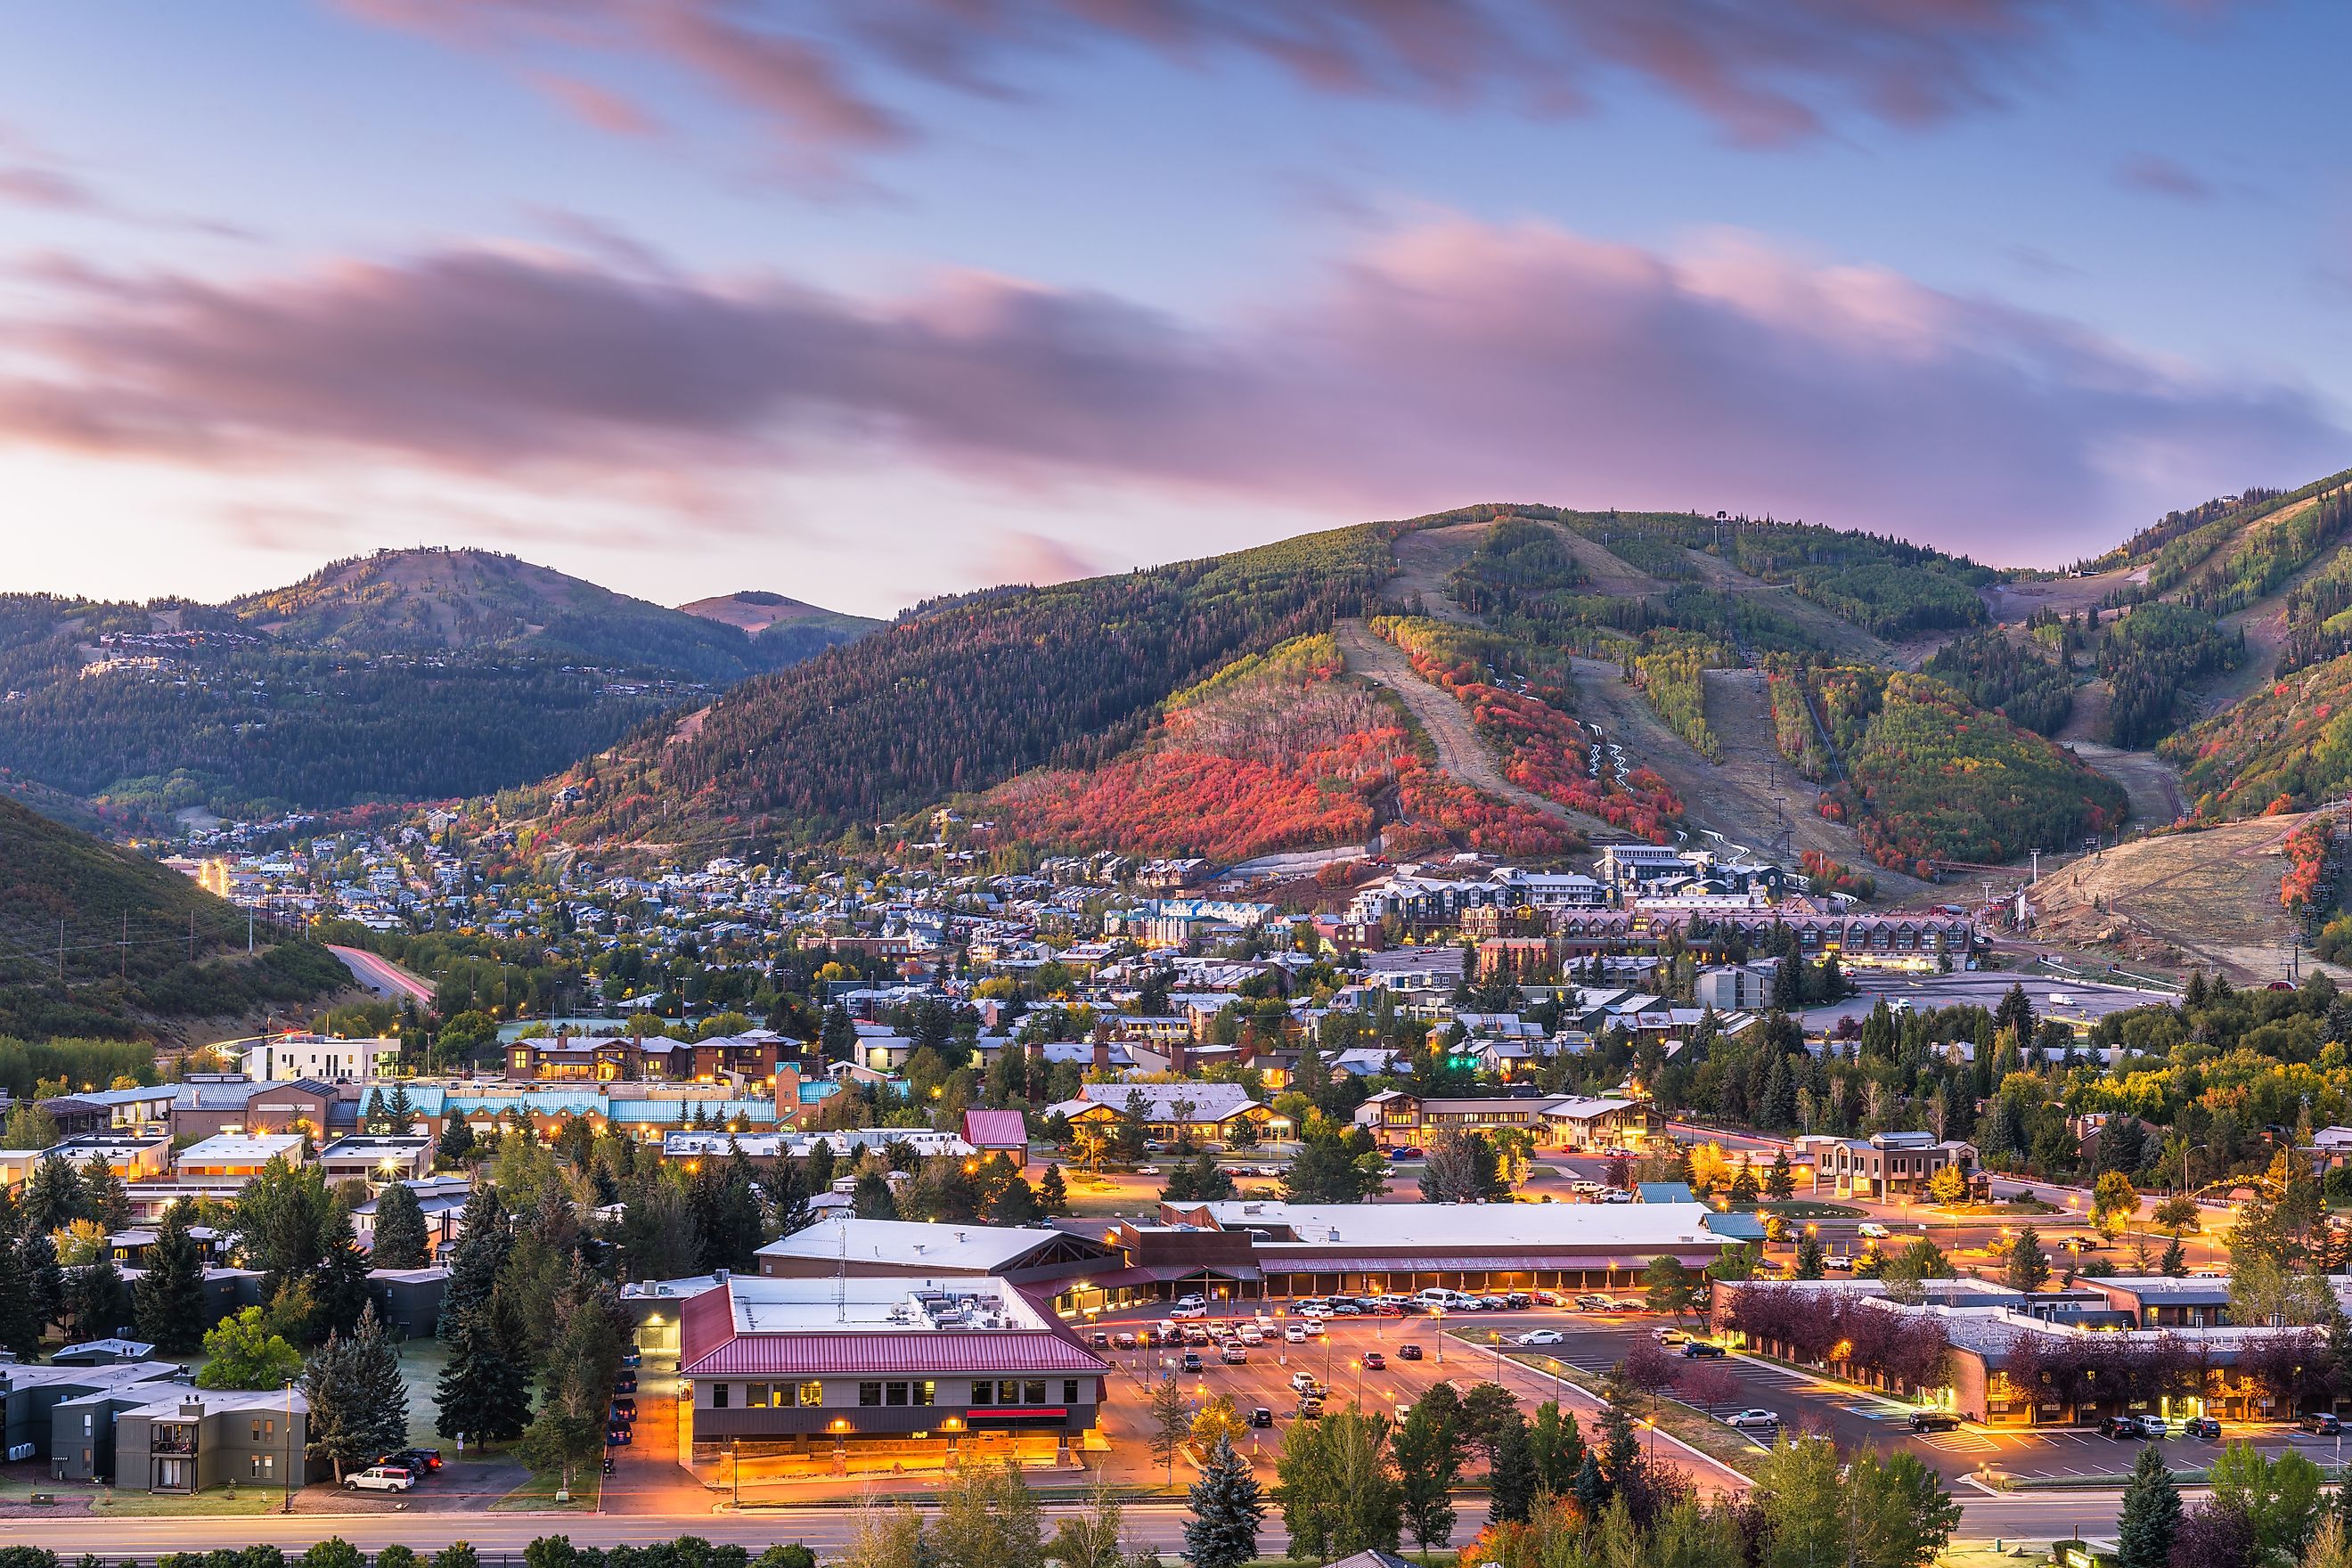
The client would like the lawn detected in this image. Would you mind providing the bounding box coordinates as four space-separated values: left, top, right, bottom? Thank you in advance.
494 1465 603 1512
1757 1200 1864 1219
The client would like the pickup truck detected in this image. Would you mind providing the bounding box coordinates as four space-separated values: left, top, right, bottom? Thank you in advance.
345 1466 415 1492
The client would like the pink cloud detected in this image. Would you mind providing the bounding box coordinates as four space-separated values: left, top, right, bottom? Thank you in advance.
338 0 2172 161
0 217 2337 564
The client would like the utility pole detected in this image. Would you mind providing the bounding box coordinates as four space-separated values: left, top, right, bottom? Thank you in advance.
2029 849 2042 886
120 911 127 982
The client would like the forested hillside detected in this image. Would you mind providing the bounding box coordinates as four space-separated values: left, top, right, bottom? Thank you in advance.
555 523 1401 848
0 797 347 1039
0 550 876 818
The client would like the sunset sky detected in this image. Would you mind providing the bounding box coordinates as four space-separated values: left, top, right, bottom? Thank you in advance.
2 2 2348 615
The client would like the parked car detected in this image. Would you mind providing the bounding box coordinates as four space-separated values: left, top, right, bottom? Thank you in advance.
1221 1344 1249 1364
1175 1294 1206 1310
1291 1372 1321 1395
2187 1417 2222 1441
380 1448 442 1473
1907 1411 1961 1433
1297 1400 1324 1420
1181 1352 1204 1373
347 1466 415 1492
2301 1413 2344 1436
1517 1329 1566 1346
1652 1327 1688 1345
610 1396 637 1421
1857 1222 1891 1239
1363 1352 1386 1371
1171 1304 1206 1320
1113 1331 1137 1350
1387 1147 1423 1161
2101 1416 2147 1440
1090 1331 1111 1349
1682 1342 1726 1359
1725 1410 1780 1430
1397 1343 1424 1360
608 1425 633 1446
2136 1415 2170 1439
1505 1292 1533 1310
1285 1326 1309 1343
1534 1290 1568 1307
1250 1408 1274 1429
620 1349 641 1368
1182 1327 1212 1345
1135 1166 1161 1177
612 1372 638 1393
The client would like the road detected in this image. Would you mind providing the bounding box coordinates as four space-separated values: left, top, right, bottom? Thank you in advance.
327 943 437 1009
0 1493 2141 1556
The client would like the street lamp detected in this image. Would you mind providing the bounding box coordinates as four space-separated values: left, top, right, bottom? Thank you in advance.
282 1377 296 1513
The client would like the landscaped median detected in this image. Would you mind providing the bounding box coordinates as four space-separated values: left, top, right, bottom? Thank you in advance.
1447 1329 1763 1479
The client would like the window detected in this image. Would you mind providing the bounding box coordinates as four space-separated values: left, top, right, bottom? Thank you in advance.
251 1418 274 1441
1024 1380 1047 1405
1064 1380 1081 1404
798 1381 824 1408
250 1453 274 1478
913 1380 935 1407
859 1382 883 1407
713 1384 730 1409
886 1382 909 1407
971 1382 994 1406
997 1380 1021 1405
747 1383 772 1409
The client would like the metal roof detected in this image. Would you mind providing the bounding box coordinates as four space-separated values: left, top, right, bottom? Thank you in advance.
682 1330 1105 1376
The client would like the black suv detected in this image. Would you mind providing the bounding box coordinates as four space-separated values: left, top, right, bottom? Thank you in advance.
2301 1412 2343 1436
2101 1416 2146 1440
1907 1411 1960 1433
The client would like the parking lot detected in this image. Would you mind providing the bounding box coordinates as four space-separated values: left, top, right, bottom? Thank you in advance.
1085 1301 2349 1491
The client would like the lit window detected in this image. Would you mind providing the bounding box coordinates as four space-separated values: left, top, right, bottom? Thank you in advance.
747 1383 772 1409
913 1381 935 1407
799 1381 824 1408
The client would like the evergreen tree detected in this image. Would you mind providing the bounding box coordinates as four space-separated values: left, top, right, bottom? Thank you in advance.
21 1229 62 1336
1573 1450 1609 1514
1765 1149 1795 1201
852 1169 900 1220
1793 1230 1826 1279
2160 1236 2188 1278
764 1161 815 1238
436 1116 476 1167
0 1196 41 1359
805 1140 837 1193
64 1256 131 1343
444 1187 513 1321
2115 1442 2181 1568
363 1087 388 1133
312 1208 375 1340
385 1083 418 1135
81 1156 131 1235
22 1153 86 1234
1529 1401 1585 1496
1038 1164 1070 1216
2005 1227 2052 1292
1182 1435 1265 1568
1486 1410 1537 1524
135 1199 213 1353
435 1302 532 1446
304 1304 410 1482
1596 1398 1639 1487
371 1183 431 1270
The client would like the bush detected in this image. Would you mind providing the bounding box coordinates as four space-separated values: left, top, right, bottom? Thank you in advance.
0 1548 63 1568
431 1548 479 1568
375 1551 421 1568
752 1550 816 1568
297 1542 363 1568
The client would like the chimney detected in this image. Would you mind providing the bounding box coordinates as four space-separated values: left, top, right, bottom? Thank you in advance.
1091 1024 1110 1078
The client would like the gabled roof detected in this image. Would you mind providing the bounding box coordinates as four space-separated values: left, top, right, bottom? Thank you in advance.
962 1109 1029 1148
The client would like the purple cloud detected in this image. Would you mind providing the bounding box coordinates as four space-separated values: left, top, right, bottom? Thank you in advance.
2115 151 2215 200
0 220 2339 564
339 0 2165 161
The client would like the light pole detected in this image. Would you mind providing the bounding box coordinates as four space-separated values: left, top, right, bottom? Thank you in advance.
282 1378 296 1513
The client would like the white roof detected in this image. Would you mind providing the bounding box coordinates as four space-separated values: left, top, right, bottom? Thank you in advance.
176 1132 307 1166
1194 1199 1727 1249
1539 1096 1643 1122
723 1275 1052 1335
754 1213 1074 1272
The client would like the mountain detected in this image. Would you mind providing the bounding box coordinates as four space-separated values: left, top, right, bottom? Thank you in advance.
677 590 883 663
530 505 2125 884
0 796 348 1041
0 548 881 820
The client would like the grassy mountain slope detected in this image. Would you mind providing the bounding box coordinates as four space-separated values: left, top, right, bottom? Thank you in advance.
0 550 880 819
678 589 882 665
0 797 348 1040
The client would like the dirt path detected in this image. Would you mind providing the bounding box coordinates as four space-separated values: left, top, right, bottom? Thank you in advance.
1335 619 1631 843
1556 657 1929 899
1390 521 1493 624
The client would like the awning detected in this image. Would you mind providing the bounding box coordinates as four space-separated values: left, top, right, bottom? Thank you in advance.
1062 1262 1263 1290
1254 1255 1715 1273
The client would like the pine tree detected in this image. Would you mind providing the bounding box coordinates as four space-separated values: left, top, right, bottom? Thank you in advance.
437 1116 476 1168
1597 1398 1639 1486
1530 1401 1585 1495
2006 1227 2052 1293
21 1229 63 1336
1182 1435 1265 1568
136 1199 213 1353
1038 1164 1070 1216
363 1087 388 1133
22 1152 86 1234
82 1156 131 1235
386 1082 418 1135
1573 1450 1609 1514
1765 1149 1795 1201
1486 1410 1537 1524
1392 1399 1459 1552
443 1187 512 1322
312 1208 375 1339
65 1256 131 1343
305 1304 411 1482
1793 1231 1826 1279
0 1196 40 1359
371 1183 430 1270
2115 1442 2181 1568
765 1161 814 1238
805 1139 837 1193
435 1302 532 1446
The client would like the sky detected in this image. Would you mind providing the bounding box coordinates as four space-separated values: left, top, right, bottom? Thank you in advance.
0 1 2348 617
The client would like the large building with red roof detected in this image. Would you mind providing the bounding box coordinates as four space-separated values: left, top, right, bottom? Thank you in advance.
629 1270 1110 1470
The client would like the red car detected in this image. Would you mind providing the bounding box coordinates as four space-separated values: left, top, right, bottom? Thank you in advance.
1363 1352 1387 1371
